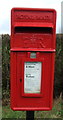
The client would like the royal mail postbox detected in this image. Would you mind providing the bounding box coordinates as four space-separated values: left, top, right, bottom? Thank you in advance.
10 8 56 111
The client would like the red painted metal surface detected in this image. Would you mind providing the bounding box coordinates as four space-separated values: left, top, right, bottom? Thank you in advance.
10 8 56 111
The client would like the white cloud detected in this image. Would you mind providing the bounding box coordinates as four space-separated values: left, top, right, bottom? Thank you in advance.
0 0 62 34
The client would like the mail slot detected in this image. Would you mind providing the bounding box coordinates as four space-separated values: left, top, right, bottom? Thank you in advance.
10 8 56 111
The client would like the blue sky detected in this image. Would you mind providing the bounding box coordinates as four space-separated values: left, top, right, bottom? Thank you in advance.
0 0 62 34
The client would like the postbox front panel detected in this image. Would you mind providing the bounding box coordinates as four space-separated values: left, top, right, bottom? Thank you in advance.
11 8 56 111
11 52 55 110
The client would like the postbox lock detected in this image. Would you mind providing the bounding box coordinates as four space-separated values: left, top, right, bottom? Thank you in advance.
20 79 22 82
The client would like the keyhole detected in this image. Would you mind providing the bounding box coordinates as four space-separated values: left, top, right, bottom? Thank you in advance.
20 79 22 82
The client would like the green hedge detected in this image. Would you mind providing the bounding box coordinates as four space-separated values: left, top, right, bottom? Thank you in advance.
2 34 10 90
54 34 62 97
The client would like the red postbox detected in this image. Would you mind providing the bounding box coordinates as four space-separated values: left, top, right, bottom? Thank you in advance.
10 8 56 111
